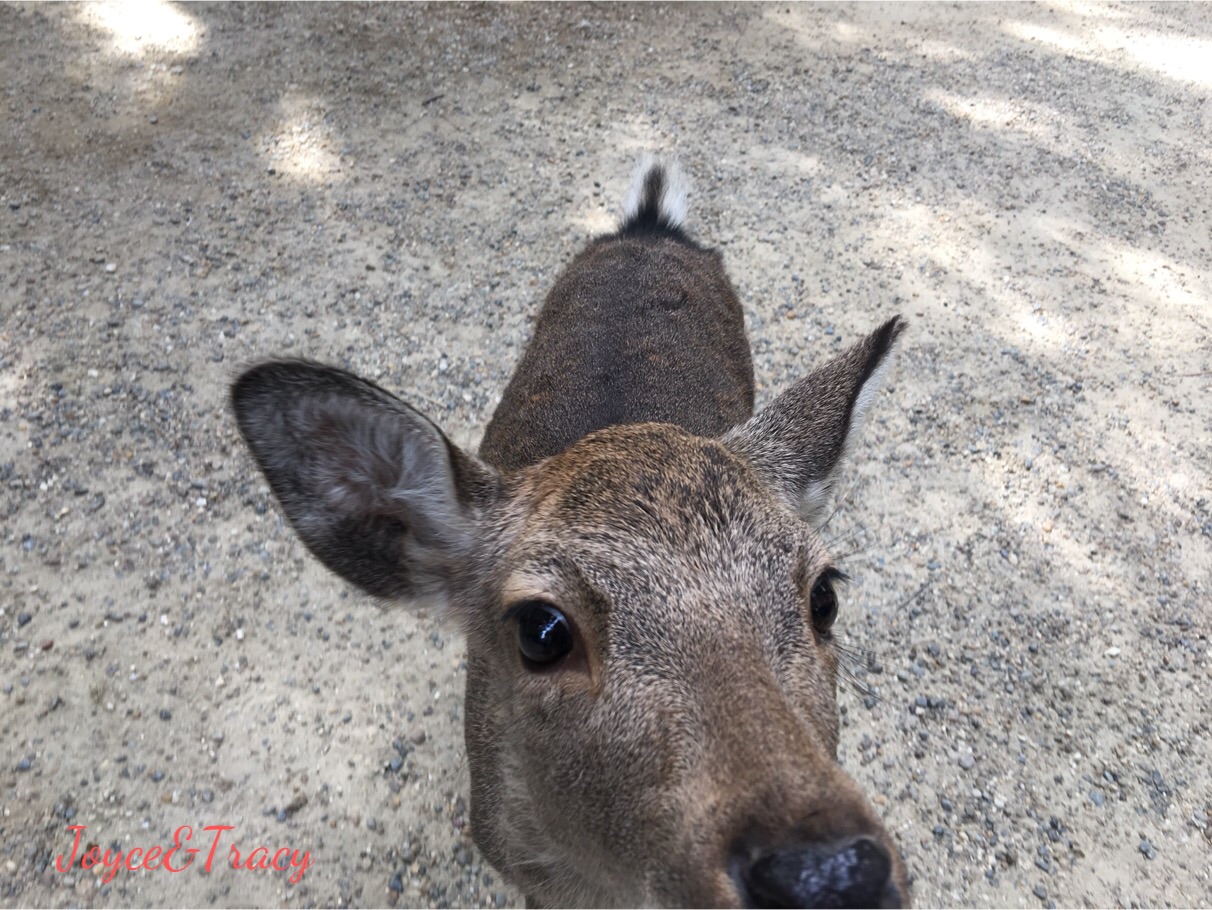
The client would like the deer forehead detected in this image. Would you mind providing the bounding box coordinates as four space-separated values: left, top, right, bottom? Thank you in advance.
497 423 833 618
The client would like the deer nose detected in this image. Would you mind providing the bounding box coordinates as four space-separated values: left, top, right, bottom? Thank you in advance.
737 836 901 909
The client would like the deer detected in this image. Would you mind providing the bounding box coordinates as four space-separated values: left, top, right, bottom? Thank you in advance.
231 157 909 908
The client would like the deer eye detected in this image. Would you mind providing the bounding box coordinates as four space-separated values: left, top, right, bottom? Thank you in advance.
511 600 574 668
809 570 846 636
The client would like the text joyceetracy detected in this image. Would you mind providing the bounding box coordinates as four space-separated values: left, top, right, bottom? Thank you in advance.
56 824 314 885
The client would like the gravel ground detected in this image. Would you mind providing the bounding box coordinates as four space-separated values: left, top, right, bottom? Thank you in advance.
1 2 1209 908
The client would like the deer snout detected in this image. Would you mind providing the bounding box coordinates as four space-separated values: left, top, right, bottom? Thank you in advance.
734 836 902 909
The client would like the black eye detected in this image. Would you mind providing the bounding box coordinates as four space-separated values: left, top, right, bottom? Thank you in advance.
512 600 574 668
809 571 844 635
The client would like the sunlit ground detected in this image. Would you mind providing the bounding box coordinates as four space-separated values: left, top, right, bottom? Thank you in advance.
261 96 344 183
73 0 202 58
1006 15 1212 88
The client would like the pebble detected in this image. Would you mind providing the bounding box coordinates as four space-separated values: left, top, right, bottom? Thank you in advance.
959 754 975 770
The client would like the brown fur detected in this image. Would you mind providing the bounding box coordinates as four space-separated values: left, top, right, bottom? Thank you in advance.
231 159 908 908
481 234 754 471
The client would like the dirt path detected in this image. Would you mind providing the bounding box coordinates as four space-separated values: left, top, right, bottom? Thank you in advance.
1 3 1208 907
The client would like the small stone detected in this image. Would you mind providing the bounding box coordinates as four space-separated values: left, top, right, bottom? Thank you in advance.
1139 838 1155 859
959 754 975 770
17 612 32 627
409 729 427 746
1033 884 1048 901
159 709 172 721
1089 789 1105 806
16 757 32 772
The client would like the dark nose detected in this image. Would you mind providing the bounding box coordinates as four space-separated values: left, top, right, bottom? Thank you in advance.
738 836 901 909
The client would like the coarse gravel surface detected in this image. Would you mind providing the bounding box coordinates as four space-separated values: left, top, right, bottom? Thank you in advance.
1 2 1209 908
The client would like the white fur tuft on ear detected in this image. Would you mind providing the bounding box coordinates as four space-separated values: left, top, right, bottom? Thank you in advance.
848 345 896 444
721 317 905 526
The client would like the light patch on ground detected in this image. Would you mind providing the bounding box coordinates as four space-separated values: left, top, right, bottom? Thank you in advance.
73 0 202 58
924 89 1065 147
1005 15 1212 88
260 96 344 183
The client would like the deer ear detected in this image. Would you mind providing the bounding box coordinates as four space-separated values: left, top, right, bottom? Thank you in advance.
231 360 501 604
722 318 904 525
